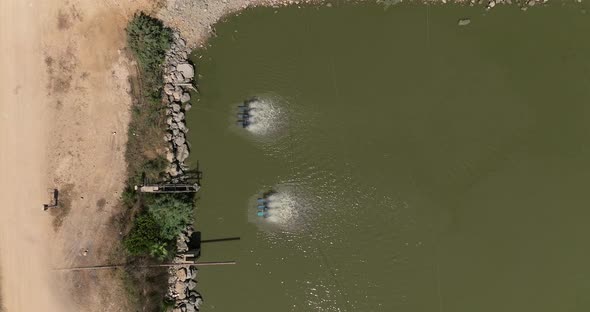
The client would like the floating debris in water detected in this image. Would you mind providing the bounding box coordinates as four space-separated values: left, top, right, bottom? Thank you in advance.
458 18 471 26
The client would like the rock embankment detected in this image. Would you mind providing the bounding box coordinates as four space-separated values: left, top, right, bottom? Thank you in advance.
162 32 195 180
161 32 203 311
167 226 203 312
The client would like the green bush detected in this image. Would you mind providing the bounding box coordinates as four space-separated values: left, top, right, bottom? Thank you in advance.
124 194 194 258
124 213 162 256
148 195 194 241
126 12 172 101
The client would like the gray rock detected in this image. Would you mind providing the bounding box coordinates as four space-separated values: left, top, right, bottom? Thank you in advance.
166 117 173 125
174 72 185 83
458 18 471 26
180 92 191 103
164 83 174 95
189 266 198 279
173 112 185 123
175 281 187 299
164 133 173 142
188 280 197 290
184 103 192 111
176 144 190 162
176 268 187 281
177 239 188 252
185 303 196 312
172 129 180 137
173 91 182 101
176 63 195 80
178 121 188 133
185 267 192 280
170 122 179 130
174 135 186 146
172 103 181 113
194 297 203 309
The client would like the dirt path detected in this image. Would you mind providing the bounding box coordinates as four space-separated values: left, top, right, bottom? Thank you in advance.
0 1 73 310
1 0 157 311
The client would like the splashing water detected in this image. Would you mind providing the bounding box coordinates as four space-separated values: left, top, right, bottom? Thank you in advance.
249 185 311 233
244 96 286 136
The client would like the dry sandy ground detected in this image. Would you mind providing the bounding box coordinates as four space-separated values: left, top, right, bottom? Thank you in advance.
1 0 316 311
0 0 157 311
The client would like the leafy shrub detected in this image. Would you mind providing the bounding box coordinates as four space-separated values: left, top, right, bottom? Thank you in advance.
124 213 162 256
126 12 172 101
124 194 194 258
148 195 194 241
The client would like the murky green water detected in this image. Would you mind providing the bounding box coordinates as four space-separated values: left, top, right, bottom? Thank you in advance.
187 3 590 311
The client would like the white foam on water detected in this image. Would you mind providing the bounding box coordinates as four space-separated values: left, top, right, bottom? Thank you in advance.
244 96 286 136
248 185 311 233
264 192 300 225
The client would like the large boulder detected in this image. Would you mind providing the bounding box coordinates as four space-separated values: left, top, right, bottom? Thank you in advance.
176 63 195 80
185 303 196 312
174 72 185 83
174 135 186 147
176 144 190 163
188 291 199 300
176 268 187 281
177 238 188 252
173 112 185 123
187 279 197 290
178 121 188 133
184 103 192 111
180 92 191 103
189 266 198 279
175 281 187 299
171 103 181 113
164 83 174 95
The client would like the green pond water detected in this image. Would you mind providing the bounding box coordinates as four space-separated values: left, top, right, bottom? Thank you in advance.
186 3 590 311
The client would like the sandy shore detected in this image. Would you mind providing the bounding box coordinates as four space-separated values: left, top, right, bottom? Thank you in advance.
0 0 72 310
0 0 157 311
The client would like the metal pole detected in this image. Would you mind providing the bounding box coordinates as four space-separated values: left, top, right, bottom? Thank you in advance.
53 261 236 272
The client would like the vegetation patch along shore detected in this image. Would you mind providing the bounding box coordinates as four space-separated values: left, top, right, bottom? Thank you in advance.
121 12 201 311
